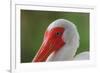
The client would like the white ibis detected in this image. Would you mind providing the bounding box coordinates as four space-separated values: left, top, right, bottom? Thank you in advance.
32 19 89 62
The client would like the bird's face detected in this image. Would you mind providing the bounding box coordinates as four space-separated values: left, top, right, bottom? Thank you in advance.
32 19 79 62
33 27 65 62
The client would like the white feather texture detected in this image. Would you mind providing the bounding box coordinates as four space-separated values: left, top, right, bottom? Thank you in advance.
46 19 82 61
74 51 89 60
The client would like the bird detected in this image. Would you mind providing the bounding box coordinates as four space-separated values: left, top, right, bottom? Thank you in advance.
32 19 89 62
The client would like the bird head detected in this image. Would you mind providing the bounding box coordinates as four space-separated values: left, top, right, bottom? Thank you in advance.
33 19 79 62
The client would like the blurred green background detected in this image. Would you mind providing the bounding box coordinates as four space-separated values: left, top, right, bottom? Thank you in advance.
21 10 89 63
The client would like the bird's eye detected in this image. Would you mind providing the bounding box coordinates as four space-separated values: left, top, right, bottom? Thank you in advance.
56 32 62 36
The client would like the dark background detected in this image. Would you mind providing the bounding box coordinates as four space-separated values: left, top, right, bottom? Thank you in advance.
21 10 89 63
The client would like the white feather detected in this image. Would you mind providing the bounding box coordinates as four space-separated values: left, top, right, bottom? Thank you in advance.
46 19 89 61
74 51 89 60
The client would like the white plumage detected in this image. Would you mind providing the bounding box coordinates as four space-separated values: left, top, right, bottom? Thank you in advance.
33 19 89 62
46 19 89 61
74 51 89 60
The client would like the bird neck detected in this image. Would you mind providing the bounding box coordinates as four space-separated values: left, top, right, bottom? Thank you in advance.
46 35 79 61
